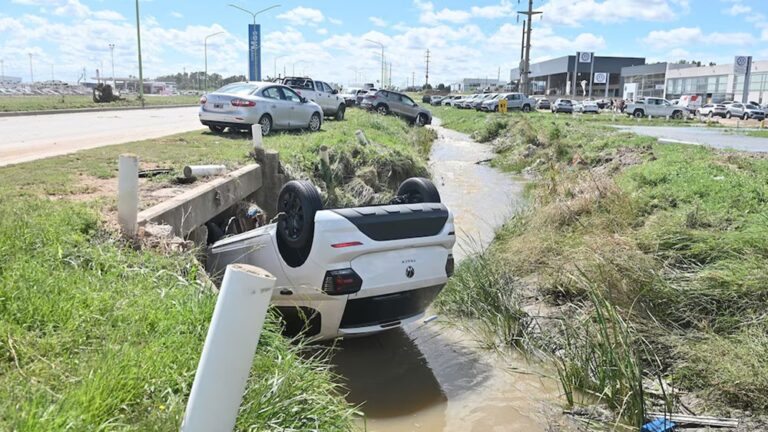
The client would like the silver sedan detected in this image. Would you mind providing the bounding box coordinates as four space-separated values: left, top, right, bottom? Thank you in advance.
199 81 323 136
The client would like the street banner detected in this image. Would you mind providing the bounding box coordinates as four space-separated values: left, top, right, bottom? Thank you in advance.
248 24 261 81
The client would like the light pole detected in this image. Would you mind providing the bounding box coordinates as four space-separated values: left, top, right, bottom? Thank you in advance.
135 0 144 107
274 54 287 79
365 39 384 88
109 43 115 86
228 3 281 81
1 59 4 79
28 53 34 83
204 31 225 90
292 60 308 76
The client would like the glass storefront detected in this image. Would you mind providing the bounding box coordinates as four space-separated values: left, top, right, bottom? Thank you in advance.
734 72 768 101
666 75 729 102
623 72 665 98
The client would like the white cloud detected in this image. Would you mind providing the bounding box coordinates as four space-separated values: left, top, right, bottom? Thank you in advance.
470 1 515 19
328 17 343 25
11 0 62 5
369 16 388 27
170 11 183 19
92 10 125 21
276 7 324 25
316 28 328 35
540 0 686 26
53 0 89 18
724 3 751 15
642 27 754 49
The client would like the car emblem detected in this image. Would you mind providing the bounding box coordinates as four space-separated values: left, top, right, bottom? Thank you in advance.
405 266 415 278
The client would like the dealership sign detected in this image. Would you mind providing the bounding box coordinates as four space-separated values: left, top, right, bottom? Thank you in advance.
579 52 593 63
248 24 262 81
594 72 607 84
734 56 750 75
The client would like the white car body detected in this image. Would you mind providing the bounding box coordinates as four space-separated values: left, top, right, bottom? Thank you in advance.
574 100 600 113
208 203 455 340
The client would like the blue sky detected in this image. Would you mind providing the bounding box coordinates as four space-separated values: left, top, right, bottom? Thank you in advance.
1 0 767 86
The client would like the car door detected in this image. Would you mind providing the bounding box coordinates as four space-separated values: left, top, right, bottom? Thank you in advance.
314 80 331 112
322 82 339 113
261 86 291 128
399 94 419 119
279 86 309 128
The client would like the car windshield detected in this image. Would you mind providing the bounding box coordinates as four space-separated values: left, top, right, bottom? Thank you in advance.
215 83 260 95
747 104 760 109
561 100 572 105
283 78 313 89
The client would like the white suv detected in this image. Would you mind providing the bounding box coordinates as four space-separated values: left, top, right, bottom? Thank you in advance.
207 178 455 340
280 77 346 120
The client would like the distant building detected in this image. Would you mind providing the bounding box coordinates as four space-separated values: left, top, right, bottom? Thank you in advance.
459 78 506 92
511 55 646 97
664 60 768 104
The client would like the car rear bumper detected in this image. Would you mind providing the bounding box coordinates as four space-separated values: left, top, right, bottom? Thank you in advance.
339 284 444 330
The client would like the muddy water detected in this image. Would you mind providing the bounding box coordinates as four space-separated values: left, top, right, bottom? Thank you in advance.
330 120 570 431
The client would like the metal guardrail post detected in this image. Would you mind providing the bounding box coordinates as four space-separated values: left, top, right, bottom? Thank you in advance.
118 154 139 237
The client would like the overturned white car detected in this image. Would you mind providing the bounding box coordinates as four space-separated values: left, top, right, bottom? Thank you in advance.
207 178 455 340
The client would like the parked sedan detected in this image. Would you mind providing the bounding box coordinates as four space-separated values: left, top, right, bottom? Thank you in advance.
696 104 727 118
457 94 479 109
441 95 461 106
536 98 551 110
430 95 445 106
744 104 766 120
574 100 600 114
199 82 323 136
551 98 574 113
473 93 497 110
360 89 432 126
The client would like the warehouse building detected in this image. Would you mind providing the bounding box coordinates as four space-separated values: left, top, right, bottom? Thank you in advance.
510 55 645 97
620 62 698 100
664 60 768 104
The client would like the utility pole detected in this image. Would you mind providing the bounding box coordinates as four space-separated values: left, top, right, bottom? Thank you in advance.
517 0 542 96
28 53 33 83
1 59 4 79
135 0 144 107
366 39 385 88
389 62 392 88
412 71 415 89
109 43 115 86
424 49 430 88
519 19 525 91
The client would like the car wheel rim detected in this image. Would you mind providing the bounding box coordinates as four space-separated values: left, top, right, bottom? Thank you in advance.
416 115 424 125
377 106 387 115
310 115 320 130
281 191 303 240
260 118 270 135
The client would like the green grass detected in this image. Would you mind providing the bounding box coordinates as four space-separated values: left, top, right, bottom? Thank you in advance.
0 197 356 431
0 94 199 112
435 108 768 421
0 109 434 207
744 129 768 138
0 108 435 429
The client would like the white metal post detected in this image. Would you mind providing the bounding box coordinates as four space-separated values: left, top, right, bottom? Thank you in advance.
181 264 276 432
117 154 139 238
251 123 263 148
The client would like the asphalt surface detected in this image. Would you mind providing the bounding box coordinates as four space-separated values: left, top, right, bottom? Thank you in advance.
615 125 768 153
0 106 203 167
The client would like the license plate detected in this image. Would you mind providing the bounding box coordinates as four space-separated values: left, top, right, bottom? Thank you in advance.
213 103 223 109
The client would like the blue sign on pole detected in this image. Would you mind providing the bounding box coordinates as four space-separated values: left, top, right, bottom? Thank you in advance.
248 24 261 81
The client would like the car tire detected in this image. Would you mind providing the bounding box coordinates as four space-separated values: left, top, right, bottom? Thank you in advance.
335 105 346 121
308 112 322 132
415 113 427 127
726 111 732 119
276 180 323 250
522 104 531 113
376 104 389 115
396 177 441 203
672 110 683 120
743 113 749 120
708 111 713 118
208 125 225 133
258 114 272 136
633 110 644 118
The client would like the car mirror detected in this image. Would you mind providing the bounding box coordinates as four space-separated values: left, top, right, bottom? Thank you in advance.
332 89 339 94
300 97 308 103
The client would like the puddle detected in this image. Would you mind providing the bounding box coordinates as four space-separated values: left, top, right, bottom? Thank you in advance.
330 119 572 431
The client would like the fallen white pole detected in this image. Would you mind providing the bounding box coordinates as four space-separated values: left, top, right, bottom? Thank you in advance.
117 154 139 238
251 123 263 149
181 264 276 432
183 165 226 178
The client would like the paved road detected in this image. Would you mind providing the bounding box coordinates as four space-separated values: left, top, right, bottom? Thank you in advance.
0 107 203 166
615 125 768 153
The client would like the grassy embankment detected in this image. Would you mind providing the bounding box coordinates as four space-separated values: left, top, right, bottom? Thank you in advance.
0 94 200 112
432 106 768 427
0 109 434 430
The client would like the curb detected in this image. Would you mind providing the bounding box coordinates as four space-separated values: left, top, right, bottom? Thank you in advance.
0 104 198 118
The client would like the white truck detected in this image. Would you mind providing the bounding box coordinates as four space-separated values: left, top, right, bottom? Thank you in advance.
279 77 347 120
207 178 455 341
625 97 686 119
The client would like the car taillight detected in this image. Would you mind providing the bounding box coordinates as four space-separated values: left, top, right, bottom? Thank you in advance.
331 241 363 248
231 98 255 107
199 95 207 105
445 254 454 277
322 269 362 295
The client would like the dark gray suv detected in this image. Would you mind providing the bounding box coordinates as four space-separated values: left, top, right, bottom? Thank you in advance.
360 90 432 126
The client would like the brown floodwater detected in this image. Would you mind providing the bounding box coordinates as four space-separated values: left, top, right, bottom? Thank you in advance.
328 120 573 431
